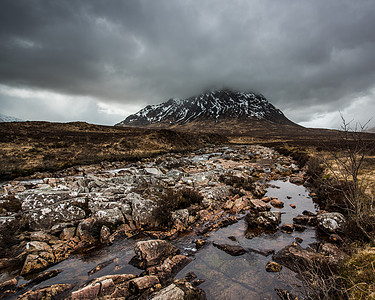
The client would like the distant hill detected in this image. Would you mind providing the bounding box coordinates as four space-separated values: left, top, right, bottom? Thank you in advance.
0 113 23 123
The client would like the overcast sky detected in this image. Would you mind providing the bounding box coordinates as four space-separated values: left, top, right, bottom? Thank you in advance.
1 0 375 129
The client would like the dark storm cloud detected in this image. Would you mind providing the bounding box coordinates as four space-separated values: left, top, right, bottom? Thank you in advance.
0 0 375 126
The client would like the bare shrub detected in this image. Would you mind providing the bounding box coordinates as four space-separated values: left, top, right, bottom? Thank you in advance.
321 116 375 240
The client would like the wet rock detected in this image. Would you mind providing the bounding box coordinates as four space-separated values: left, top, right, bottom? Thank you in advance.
289 204 296 209
289 175 304 185
72 274 136 299
293 214 317 226
132 240 180 269
294 224 306 232
146 255 192 284
317 212 346 233
194 239 207 249
329 233 344 244
270 198 284 208
273 242 325 273
18 283 72 300
265 261 283 272
21 250 55 276
184 271 198 282
213 242 247 256
88 258 117 275
0 278 17 297
249 199 271 212
19 269 62 290
261 196 271 203
281 224 294 233
150 283 185 300
151 280 206 300
246 211 281 231
129 275 160 294
72 278 115 299
247 248 274 256
302 210 316 216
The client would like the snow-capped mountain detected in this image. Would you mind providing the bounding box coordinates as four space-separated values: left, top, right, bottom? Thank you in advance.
117 90 293 127
0 113 23 123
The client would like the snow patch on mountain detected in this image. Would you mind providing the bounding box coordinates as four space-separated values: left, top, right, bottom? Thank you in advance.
118 90 291 127
0 113 24 123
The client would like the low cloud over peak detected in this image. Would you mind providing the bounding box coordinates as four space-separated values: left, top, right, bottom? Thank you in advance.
0 0 374 128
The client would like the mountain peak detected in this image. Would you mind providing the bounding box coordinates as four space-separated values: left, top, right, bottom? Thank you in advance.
117 89 293 128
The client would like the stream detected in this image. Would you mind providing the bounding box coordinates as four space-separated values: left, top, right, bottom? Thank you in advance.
11 179 317 300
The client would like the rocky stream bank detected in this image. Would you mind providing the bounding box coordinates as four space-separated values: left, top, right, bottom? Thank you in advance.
0 145 349 299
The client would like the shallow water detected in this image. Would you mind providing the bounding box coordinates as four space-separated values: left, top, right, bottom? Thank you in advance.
9 179 318 299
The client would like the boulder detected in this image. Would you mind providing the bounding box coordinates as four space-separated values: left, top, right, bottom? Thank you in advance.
93 208 125 225
317 212 346 233
132 240 180 269
273 242 326 273
130 194 157 227
21 251 55 275
146 255 192 284
246 211 281 231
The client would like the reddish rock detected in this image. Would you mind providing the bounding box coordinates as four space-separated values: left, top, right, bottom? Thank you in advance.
249 199 271 211
133 240 180 269
270 199 284 209
129 275 160 294
289 204 296 209
146 255 192 284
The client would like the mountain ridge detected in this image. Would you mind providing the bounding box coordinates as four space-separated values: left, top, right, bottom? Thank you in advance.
117 90 295 128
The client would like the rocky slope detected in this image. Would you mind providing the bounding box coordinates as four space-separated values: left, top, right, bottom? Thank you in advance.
117 90 297 135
